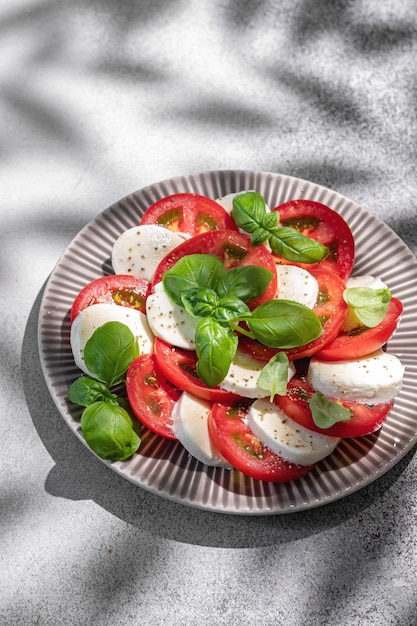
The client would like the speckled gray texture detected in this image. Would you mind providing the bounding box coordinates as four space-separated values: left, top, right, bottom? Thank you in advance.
2 1 417 624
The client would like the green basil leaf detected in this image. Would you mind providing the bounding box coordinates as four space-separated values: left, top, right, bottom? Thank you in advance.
195 317 238 387
245 300 322 348
219 265 274 302
262 211 279 230
343 287 392 327
68 376 119 407
214 295 250 322
83 321 139 388
231 191 267 233
251 227 271 246
257 352 289 401
81 401 141 460
309 392 353 429
163 254 226 306
269 226 328 263
181 288 219 318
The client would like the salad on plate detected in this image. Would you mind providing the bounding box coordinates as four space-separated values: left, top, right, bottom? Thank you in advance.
67 191 405 483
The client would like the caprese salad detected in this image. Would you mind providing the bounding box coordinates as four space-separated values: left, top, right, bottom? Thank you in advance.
67 191 405 483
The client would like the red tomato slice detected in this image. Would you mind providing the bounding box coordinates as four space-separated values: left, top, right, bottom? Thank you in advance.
315 297 403 361
152 229 278 309
126 353 182 439
70 274 151 322
140 193 238 236
208 400 312 482
154 338 240 403
239 269 348 361
271 199 355 279
275 377 392 438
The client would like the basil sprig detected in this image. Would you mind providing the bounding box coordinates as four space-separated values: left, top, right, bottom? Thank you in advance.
343 287 392 328
257 352 289 401
231 191 328 263
68 321 140 461
163 254 323 387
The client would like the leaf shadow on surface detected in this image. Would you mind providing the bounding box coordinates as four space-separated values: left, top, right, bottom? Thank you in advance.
22 285 417 549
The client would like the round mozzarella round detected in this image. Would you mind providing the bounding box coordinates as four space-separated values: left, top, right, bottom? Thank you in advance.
275 265 319 308
219 349 296 398
172 392 231 468
111 224 186 282
70 303 154 376
146 282 198 350
246 398 340 465
308 349 405 404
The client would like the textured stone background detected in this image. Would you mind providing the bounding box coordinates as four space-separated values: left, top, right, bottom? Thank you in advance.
2 1 417 625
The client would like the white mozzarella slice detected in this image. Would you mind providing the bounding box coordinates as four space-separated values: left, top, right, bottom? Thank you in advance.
275 265 319 308
308 349 405 404
146 282 198 350
70 303 154 376
246 398 340 465
111 224 186 282
172 393 231 468
345 275 389 290
215 190 269 214
219 349 296 399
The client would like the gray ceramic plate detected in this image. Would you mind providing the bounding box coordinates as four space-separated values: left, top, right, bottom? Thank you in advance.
38 170 417 514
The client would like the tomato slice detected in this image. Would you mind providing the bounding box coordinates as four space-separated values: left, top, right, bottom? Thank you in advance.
70 274 151 322
154 338 240 403
239 269 348 361
140 193 238 236
152 229 278 309
126 353 182 439
315 297 403 361
207 400 312 482
275 377 392 438
271 199 355 279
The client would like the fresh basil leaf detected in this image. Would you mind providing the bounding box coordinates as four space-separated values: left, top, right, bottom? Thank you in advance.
163 254 226 306
343 287 392 327
214 296 250 322
83 321 139 388
195 317 238 387
309 392 353 429
232 191 267 233
257 352 289 401
269 226 328 263
181 288 219 318
219 265 274 302
251 226 271 246
262 211 279 230
68 376 119 407
81 401 141 460
245 300 322 348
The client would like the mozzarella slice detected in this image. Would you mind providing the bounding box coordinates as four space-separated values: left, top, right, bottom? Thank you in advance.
70 303 154 376
172 392 231 468
219 349 296 398
308 349 404 404
275 265 319 308
246 398 340 465
146 282 198 350
345 275 389 290
111 224 186 282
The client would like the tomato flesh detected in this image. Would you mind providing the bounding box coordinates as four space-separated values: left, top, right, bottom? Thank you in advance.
239 269 348 361
152 229 278 309
315 298 403 361
126 353 182 439
275 377 392 438
70 274 151 322
272 199 355 279
208 400 312 482
140 193 238 236
154 338 240 403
